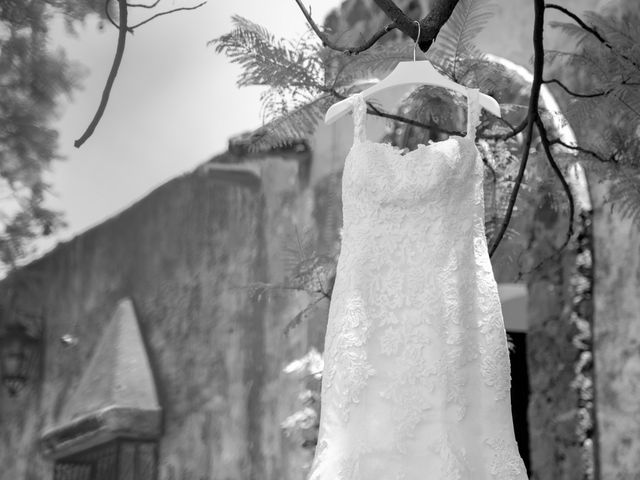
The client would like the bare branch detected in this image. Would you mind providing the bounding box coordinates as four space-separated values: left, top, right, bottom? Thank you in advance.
481 117 528 141
104 0 128 31
297 0 460 54
324 88 463 136
374 0 460 51
489 0 546 257
127 0 160 7
536 117 575 252
366 102 463 136
75 0 129 148
548 139 612 163
129 1 206 30
76 0 206 146
544 78 606 98
293 0 397 54
545 78 640 118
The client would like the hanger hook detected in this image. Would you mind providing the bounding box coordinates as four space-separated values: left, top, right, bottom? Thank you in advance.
413 20 421 62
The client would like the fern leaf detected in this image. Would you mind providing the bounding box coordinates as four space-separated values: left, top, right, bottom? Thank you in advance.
331 40 413 89
549 21 595 48
607 173 640 228
431 0 497 77
582 10 640 53
244 95 333 152
210 15 323 91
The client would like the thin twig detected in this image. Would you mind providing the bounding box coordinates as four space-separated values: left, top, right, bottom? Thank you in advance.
548 138 611 163
482 118 528 141
536 117 575 251
129 1 206 30
293 0 397 54
489 0 546 257
546 3 640 70
127 0 160 7
366 102 463 136
543 78 606 98
75 0 128 148
104 0 124 31
325 87 463 135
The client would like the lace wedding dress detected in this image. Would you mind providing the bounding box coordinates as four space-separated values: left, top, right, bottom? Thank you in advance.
308 90 528 480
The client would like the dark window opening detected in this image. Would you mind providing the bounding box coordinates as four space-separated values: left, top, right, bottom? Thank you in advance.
509 331 531 474
54 439 157 480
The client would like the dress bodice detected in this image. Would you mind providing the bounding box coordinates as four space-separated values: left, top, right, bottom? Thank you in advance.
340 90 485 251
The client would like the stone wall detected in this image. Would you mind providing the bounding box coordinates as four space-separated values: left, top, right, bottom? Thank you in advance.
590 179 640 479
0 153 318 480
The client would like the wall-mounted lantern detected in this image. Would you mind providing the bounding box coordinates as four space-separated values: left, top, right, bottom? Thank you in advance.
0 323 40 397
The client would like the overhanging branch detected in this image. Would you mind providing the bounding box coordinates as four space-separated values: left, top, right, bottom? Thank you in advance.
546 3 640 70
373 0 460 51
489 0 546 257
129 1 206 29
293 0 397 54
536 117 575 252
297 0 460 55
75 0 128 148
75 0 206 147
544 78 606 98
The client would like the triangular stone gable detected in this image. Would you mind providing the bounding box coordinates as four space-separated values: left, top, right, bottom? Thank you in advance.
41 298 162 459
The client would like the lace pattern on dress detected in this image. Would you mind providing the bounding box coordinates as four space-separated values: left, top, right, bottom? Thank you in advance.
351 93 367 144
485 431 528 478
465 87 481 140
308 86 527 480
323 295 376 423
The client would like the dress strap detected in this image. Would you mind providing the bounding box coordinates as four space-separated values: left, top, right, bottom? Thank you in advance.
465 87 481 141
350 93 367 144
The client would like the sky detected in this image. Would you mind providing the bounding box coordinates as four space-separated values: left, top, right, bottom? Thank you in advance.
45 0 342 249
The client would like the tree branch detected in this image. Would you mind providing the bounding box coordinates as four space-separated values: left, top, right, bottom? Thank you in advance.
489 0 545 257
129 1 206 30
546 3 640 71
373 0 460 51
127 0 160 7
543 78 606 98
104 0 121 30
75 0 128 148
325 87 462 136
548 138 612 163
293 0 397 54
297 0 460 54
482 117 528 141
366 102 463 136
75 0 206 147
536 117 575 252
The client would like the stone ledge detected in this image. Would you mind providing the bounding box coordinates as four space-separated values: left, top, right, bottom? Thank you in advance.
41 406 161 460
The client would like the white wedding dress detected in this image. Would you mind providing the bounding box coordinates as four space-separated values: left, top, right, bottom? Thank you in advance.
308 90 528 480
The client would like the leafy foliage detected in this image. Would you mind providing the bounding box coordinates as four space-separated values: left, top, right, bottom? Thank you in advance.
215 0 537 280
428 0 497 78
210 16 331 150
0 1 103 269
211 0 519 154
281 347 323 450
549 6 640 226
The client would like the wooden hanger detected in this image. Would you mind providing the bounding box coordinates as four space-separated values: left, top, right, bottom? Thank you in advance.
324 22 501 125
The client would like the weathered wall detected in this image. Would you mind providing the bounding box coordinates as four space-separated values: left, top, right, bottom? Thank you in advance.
0 154 316 480
590 179 640 479
525 197 588 480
